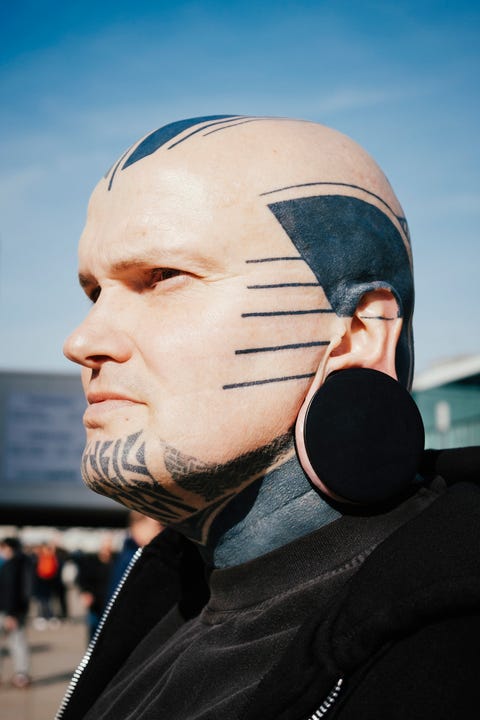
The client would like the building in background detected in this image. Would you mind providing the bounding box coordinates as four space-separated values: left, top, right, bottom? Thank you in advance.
413 355 480 449
0 360 478 529
0 371 126 527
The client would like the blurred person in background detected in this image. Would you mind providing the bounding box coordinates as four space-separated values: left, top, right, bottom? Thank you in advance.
33 542 60 627
0 537 33 688
52 542 71 622
75 535 116 642
105 512 164 606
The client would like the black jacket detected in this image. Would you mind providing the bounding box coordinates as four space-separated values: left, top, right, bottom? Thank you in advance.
245 479 480 719
56 529 209 720
57 466 480 720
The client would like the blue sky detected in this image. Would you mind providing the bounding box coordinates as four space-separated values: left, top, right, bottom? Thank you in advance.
1 0 478 376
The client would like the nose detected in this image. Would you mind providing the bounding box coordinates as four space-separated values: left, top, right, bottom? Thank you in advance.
63 302 134 369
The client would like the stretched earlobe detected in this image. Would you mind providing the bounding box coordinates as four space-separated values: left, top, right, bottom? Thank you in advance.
295 368 425 505
294 289 423 504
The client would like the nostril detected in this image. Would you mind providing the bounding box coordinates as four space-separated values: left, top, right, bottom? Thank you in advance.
63 306 134 366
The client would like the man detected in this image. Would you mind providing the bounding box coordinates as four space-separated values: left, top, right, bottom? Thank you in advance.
0 537 32 688
58 116 480 719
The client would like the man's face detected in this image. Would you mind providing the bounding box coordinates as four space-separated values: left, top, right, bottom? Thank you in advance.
64 152 339 539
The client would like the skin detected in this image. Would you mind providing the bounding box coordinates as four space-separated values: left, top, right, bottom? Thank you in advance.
64 117 410 555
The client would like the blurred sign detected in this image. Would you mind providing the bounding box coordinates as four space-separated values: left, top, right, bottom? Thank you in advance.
5 390 86 484
0 372 123 522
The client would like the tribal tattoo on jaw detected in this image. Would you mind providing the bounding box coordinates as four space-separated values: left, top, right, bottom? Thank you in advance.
82 430 293 544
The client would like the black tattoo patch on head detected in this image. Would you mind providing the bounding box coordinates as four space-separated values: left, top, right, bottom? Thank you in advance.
105 115 270 190
123 115 236 168
260 182 410 240
267 195 414 387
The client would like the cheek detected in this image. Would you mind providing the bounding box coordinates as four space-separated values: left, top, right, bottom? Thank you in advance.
138 281 338 461
144 332 326 467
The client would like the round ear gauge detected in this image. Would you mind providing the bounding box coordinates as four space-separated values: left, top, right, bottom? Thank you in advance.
299 368 425 505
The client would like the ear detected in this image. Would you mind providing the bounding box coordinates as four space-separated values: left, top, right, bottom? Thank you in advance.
294 289 403 498
325 288 403 380
296 288 403 415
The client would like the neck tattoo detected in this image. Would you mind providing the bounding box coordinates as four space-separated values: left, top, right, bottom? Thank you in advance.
201 453 341 568
82 430 340 565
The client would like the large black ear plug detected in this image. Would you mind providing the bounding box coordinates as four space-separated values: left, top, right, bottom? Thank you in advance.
302 368 425 505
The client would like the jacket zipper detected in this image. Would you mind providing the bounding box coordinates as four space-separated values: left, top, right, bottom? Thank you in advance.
54 547 144 720
306 677 344 719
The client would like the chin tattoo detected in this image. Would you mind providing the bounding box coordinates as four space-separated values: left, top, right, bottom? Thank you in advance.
81 430 294 544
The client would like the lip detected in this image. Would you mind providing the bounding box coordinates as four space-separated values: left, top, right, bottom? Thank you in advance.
84 392 143 427
87 391 139 405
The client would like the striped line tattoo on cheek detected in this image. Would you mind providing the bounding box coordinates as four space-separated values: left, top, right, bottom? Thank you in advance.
223 255 333 391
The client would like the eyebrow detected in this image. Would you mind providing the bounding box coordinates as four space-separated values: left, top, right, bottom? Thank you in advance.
78 258 161 286
111 259 160 273
78 272 95 289
77 244 221 290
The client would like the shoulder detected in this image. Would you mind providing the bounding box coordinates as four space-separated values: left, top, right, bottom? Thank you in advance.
244 481 480 720
331 481 480 718
338 612 480 719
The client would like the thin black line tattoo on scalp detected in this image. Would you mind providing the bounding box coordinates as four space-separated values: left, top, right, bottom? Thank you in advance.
167 116 250 149
104 147 131 191
203 118 268 137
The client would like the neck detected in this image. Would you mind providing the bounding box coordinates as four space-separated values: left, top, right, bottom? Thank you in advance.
202 454 341 568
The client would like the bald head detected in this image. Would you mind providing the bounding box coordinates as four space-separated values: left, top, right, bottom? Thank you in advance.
96 115 413 385
65 115 414 539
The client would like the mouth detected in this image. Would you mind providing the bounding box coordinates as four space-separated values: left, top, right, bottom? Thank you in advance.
84 392 143 427
87 391 139 405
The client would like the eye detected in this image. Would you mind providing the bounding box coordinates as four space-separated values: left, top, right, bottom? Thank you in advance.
150 268 183 286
